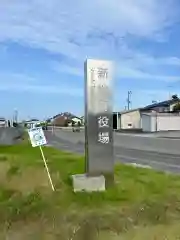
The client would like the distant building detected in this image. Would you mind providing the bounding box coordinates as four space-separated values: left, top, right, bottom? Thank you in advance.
80 116 85 125
52 112 82 126
24 119 40 128
52 115 67 126
116 98 180 132
69 116 81 126
0 117 6 127
142 99 179 113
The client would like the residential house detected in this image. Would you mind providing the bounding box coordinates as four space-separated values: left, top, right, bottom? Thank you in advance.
142 99 179 112
119 98 180 131
70 116 81 126
120 109 141 129
52 112 81 127
80 116 85 125
52 115 68 126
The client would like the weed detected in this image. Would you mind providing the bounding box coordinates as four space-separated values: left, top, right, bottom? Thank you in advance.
0 155 7 162
7 166 20 177
0 143 180 238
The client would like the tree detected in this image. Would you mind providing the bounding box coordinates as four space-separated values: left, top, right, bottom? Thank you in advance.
172 94 179 100
173 102 180 112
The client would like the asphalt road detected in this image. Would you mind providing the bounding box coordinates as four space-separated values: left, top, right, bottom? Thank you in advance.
45 129 180 174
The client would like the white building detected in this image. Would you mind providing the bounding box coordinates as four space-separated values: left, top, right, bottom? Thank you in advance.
24 119 40 129
0 117 6 127
141 112 180 132
117 98 180 132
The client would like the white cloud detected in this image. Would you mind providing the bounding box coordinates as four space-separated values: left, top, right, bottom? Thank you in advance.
159 57 180 66
52 61 83 77
51 56 180 82
117 65 180 82
0 0 178 55
0 71 83 96
121 53 180 67
0 83 83 97
0 0 179 82
0 72 36 83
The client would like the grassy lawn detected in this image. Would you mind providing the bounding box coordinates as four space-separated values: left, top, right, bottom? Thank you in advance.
0 140 180 239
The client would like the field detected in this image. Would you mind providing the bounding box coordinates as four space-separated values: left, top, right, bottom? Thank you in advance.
0 140 180 239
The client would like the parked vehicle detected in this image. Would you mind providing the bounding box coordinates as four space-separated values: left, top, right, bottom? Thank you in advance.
42 125 48 130
34 122 48 130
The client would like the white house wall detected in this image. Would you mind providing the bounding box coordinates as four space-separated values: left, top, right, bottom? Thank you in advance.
157 115 180 131
141 114 151 132
141 114 156 132
151 116 156 132
121 110 141 129
170 103 177 111
141 114 180 132
71 117 81 123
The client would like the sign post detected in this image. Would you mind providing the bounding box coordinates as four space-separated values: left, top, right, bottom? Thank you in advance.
84 59 114 177
28 127 55 191
39 145 55 191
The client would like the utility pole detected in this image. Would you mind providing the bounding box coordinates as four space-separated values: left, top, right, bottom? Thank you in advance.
127 91 132 110
168 85 172 100
14 109 18 123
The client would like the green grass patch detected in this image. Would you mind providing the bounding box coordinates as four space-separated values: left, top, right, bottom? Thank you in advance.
0 155 8 162
0 142 180 239
6 165 20 177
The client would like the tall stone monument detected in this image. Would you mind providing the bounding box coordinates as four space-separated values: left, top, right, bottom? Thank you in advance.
72 59 114 192
84 59 114 176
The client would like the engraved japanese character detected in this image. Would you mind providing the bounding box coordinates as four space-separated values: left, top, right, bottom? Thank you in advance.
97 67 108 79
90 68 96 87
97 68 108 87
98 116 109 128
98 132 109 144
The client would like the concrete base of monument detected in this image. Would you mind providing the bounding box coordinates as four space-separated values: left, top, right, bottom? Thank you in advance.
72 174 106 192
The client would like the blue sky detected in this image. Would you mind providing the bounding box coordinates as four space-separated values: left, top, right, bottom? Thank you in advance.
0 0 180 120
